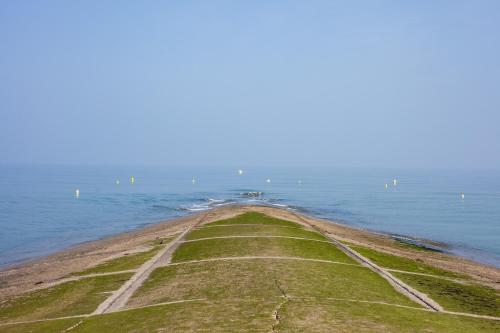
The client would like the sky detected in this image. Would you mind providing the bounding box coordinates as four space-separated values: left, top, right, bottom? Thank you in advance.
1 1 499 169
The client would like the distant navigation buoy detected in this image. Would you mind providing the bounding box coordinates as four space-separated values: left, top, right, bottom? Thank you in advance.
461 193 465 200
130 176 135 184
192 177 196 184
75 189 80 198
385 183 388 189
266 178 271 183
115 179 120 185
393 179 397 186
238 169 243 175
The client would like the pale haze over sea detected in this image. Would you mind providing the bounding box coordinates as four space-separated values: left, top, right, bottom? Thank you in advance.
0 2 499 267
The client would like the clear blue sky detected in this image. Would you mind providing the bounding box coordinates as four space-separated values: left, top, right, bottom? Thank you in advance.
1 1 499 168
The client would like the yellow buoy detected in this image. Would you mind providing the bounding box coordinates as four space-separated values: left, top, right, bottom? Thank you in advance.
130 176 135 184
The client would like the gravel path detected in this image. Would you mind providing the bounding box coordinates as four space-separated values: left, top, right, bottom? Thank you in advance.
92 213 208 314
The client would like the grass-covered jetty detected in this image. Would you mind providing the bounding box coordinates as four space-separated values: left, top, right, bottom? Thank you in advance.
0 207 498 332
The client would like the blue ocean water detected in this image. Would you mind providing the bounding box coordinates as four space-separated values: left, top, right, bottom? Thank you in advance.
0 165 499 267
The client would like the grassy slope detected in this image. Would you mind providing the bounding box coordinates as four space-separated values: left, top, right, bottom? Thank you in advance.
394 273 500 317
277 299 500 333
186 224 327 241
348 243 499 316
207 211 300 227
74 237 175 276
173 237 356 263
2 212 498 332
3 300 499 333
349 244 464 278
0 273 132 322
1 300 277 333
128 260 416 308
73 247 160 276
0 318 83 333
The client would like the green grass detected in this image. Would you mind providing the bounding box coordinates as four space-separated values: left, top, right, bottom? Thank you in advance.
276 299 500 333
2 212 497 333
80 300 276 332
4 297 498 333
186 224 327 241
129 259 417 308
349 245 464 278
73 246 163 276
393 239 442 253
0 273 132 322
71 300 276 332
342 242 498 317
394 272 500 317
0 300 276 333
207 212 301 227
1 300 277 333
173 237 356 264
0 318 83 333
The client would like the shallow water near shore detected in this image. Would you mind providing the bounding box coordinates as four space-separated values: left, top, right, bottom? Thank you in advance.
0 165 499 267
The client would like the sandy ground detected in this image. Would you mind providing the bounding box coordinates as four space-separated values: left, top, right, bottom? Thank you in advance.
0 205 498 299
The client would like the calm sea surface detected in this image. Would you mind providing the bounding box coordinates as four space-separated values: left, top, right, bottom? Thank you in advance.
0 165 499 267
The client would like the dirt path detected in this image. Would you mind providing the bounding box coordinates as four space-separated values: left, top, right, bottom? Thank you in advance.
26 270 138 292
384 268 470 283
196 224 306 230
289 211 444 312
2 294 498 328
92 213 208 314
0 299 207 328
161 256 362 268
182 235 331 243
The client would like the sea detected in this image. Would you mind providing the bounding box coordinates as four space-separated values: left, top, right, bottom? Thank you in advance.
0 165 499 267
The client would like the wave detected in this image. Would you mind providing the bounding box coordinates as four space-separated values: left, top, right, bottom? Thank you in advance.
178 198 235 212
174 191 312 217
208 198 225 203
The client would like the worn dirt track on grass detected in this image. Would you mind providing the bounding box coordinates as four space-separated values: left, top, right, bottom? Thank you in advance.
26 270 137 293
160 256 362 267
2 294 498 328
182 235 331 243
196 224 306 230
92 213 209 314
0 299 208 327
384 268 470 283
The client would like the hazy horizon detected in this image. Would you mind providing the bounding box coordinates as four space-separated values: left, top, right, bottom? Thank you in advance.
2 163 500 173
1 1 500 169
